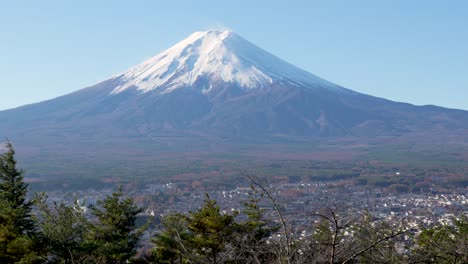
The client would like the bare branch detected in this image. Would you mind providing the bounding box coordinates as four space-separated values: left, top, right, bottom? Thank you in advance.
341 229 411 264
244 173 291 264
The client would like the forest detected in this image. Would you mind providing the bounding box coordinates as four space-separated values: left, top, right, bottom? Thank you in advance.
1 142 467 264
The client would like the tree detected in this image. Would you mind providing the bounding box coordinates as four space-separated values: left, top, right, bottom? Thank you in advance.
35 193 94 263
413 215 468 264
230 184 279 263
185 194 237 264
0 141 34 233
89 188 144 264
151 213 190 264
151 194 238 264
302 204 358 264
0 141 40 263
346 212 407 264
245 174 292 264
305 207 409 264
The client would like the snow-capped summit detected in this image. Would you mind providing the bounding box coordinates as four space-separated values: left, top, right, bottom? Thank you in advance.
111 30 338 94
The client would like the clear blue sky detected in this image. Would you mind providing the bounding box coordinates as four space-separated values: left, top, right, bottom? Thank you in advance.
1 0 467 110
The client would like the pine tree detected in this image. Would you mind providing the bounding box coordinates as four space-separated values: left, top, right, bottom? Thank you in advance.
349 212 405 264
414 214 468 264
151 213 189 263
35 193 94 263
231 185 279 263
0 141 40 263
0 141 34 233
185 194 237 264
89 187 144 264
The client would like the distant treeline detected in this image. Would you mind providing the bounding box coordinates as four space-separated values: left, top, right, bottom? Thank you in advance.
1 142 467 263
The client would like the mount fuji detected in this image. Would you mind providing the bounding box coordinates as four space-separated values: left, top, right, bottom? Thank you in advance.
111 30 340 94
1 30 468 178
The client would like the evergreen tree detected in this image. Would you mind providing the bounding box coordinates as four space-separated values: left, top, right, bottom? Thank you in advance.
0 141 34 233
308 206 354 264
231 185 279 263
185 194 237 264
414 215 468 264
89 187 144 264
35 193 94 263
151 194 238 263
151 213 189 263
350 212 405 264
241 186 277 241
0 141 40 263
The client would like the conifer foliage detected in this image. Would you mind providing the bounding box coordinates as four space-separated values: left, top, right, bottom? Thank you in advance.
152 195 238 264
0 141 39 263
35 194 93 263
89 188 145 263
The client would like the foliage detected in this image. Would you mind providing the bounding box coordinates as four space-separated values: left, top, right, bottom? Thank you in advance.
151 213 189 263
34 187 145 263
0 141 41 263
88 188 145 263
185 194 237 263
0 141 35 234
1 144 467 263
413 215 468 264
350 212 405 264
230 185 280 263
150 194 239 264
35 193 93 263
